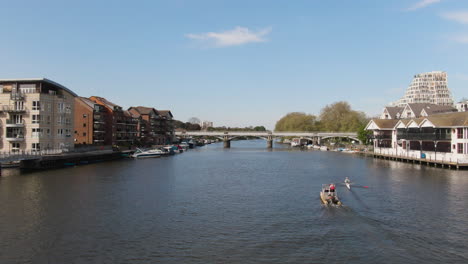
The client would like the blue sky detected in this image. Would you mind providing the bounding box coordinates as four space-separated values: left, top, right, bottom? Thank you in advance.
1 0 468 129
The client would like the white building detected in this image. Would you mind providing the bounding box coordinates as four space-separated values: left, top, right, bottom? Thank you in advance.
0 78 77 152
392 71 454 107
200 121 213 129
456 100 468 112
366 111 468 164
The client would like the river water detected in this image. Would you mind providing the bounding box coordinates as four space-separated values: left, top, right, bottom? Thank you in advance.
0 140 467 264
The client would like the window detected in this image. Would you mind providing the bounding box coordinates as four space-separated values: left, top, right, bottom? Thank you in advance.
32 128 43 138
458 143 464 154
11 142 20 152
32 143 40 151
47 129 51 137
57 116 63 124
457 128 463 139
66 129 71 137
47 116 51 124
32 101 41 110
12 114 23 124
57 103 64 113
83 123 86 127
83 132 87 137
32 114 41 124
57 129 64 137
15 101 24 111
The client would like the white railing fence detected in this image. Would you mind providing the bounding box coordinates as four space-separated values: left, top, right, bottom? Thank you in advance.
374 148 468 164
0 149 66 159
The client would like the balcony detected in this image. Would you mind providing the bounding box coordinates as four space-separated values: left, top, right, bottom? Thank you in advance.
6 119 25 127
6 134 25 141
2 105 27 113
93 114 105 124
10 93 24 101
372 134 392 140
398 133 451 141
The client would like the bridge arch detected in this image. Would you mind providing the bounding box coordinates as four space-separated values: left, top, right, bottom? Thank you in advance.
321 136 362 145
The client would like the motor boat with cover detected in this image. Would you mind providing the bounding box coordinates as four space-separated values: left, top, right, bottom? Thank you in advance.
131 148 165 158
320 184 342 206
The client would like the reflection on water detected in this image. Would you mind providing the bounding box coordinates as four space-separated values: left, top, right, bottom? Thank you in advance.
0 140 467 263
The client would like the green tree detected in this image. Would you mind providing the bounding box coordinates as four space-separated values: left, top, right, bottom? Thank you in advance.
357 124 372 145
319 101 367 132
254 126 266 131
275 112 319 131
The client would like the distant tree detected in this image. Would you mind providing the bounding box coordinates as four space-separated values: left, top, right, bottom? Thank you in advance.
254 126 266 131
188 117 201 125
319 101 367 132
173 120 187 129
185 122 201 130
275 112 319 131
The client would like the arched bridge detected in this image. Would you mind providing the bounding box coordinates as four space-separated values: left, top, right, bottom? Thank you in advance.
175 131 360 148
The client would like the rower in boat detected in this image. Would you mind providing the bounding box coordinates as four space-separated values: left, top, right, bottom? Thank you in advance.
320 183 342 206
344 177 351 190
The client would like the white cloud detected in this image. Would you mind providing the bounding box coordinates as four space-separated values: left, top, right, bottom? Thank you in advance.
406 0 441 11
185 26 272 47
440 11 468 24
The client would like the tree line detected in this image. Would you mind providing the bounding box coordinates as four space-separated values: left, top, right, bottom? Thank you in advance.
275 101 369 132
173 120 267 132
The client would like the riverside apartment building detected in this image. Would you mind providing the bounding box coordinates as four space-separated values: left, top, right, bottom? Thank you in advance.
0 78 76 152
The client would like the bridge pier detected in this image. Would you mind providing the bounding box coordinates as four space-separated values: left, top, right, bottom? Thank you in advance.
223 135 231 148
267 135 273 148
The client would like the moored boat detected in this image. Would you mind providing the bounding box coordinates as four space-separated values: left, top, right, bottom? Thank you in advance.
131 148 165 158
179 142 189 150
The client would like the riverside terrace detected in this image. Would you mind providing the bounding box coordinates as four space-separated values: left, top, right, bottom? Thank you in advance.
366 111 468 169
175 131 360 148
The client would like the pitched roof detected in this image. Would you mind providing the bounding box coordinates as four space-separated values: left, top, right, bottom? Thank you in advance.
90 96 121 109
366 119 399 130
384 106 403 118
76 97 96 109
424 111 468 127
124 110 139 118
128 106 158 115
406 103 433 116
158 110 173 118
421 104 457 115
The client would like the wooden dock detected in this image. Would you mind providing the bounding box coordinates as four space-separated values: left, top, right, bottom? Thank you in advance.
368 152 468 170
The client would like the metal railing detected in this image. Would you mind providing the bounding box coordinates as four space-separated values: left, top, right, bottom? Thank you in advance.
373 148 467 164
6 119 25 125
10 93 24 100
397 133 451 141
1 105 28 112
0 149 67 161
